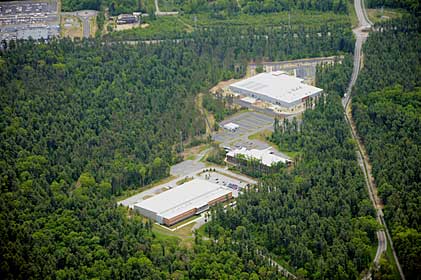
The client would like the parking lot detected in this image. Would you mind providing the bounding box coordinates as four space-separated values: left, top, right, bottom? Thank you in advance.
0 0 59 42
198 170 251 198
213 111 274 145
0 1 55 16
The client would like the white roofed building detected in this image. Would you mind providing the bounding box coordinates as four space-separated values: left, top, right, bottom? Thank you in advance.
134 179 232 226
223 122 239 132
229 71 323 113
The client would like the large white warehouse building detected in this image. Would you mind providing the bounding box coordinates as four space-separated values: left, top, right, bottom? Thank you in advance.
229 71 323 112
134 179 232 226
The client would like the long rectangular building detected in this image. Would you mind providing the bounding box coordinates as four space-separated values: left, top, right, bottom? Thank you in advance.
229 71 323 112
134 179 232 226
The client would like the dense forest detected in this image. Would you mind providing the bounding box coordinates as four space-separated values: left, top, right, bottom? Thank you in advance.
0 20 357 278
206 57 379 279
107 23 355 57
316 54 353 97
352 19 421 279
3 0 419 278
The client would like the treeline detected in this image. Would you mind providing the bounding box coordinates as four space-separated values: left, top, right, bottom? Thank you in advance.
202 94 237 122
352 19 421 279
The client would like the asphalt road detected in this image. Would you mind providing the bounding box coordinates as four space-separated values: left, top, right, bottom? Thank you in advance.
343 0 404 278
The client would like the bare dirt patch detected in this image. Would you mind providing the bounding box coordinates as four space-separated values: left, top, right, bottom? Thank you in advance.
114 23 141 31
210 78 242 94
61 15 83 38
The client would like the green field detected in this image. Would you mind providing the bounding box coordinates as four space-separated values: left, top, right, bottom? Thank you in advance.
107 10 351 40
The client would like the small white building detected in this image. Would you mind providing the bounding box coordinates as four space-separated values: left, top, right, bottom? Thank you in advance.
229 71 323 112
223 122 239 132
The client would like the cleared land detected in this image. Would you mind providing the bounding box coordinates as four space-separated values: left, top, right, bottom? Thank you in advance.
61 15 82 38
106 11 350 40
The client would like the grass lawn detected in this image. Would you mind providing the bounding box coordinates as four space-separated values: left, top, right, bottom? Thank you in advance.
153 221 196 248
248 129 301 159
248 129 273 143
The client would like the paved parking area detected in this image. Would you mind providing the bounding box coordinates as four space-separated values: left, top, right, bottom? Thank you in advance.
170 159 206 177
198 170 250 198
213 111 274 145
0 0 59 42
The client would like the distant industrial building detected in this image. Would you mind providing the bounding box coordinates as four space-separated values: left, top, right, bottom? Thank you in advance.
229 71 323 113
226 147 292 168
116 14 138 24
134 179 232 226
223 122 239 132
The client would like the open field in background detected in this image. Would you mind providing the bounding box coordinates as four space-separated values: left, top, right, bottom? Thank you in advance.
107 10 351 40
366 8 407 23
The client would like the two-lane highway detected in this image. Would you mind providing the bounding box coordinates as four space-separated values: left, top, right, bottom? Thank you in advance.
343 0 405 279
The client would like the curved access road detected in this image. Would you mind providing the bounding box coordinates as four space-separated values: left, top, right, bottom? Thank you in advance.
343 0 405 279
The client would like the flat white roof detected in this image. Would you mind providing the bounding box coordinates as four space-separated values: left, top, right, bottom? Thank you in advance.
223 122 239 130
134 179 231 220
230 72 322 105
227 147 290 166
